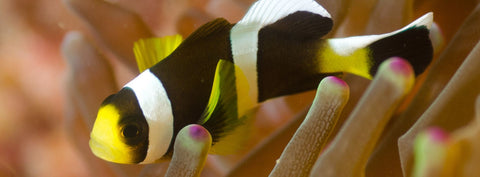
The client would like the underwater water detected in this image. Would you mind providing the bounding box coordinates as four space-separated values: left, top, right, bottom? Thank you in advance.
0 0 479 176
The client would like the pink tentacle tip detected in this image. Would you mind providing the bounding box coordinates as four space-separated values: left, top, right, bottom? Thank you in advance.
188 125 209 140
325 76 347 87
427 127 449 143
388 57 413 76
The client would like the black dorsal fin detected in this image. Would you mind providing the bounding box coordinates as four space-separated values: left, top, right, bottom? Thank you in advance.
181 18 232 44
263 11 333 40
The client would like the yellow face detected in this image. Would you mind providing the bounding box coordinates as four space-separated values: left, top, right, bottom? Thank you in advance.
89 90 150 164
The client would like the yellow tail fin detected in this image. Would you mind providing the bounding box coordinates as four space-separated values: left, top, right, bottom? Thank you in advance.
318 13 433 79
318 43 373 79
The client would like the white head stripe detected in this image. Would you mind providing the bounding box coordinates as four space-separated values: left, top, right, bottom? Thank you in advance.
125 69 173 163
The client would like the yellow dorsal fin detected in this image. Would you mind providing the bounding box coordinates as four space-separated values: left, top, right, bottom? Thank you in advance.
133 34 183 72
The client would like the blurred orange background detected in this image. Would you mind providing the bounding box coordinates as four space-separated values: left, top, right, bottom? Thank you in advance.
0 0 478 176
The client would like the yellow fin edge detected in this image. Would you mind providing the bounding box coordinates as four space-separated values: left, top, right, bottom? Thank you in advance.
198 60 224 124
133 34 183 73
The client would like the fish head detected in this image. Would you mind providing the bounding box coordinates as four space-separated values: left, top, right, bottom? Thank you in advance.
89 88 150 164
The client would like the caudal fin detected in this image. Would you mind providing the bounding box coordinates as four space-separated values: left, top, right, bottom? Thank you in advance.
367 14 433 76
320 13 434 79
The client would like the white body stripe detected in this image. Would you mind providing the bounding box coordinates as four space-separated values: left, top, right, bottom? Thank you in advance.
125 69 173 163
231 24 261 106
237 0 330 25
328 13 433 56
231 0 331 105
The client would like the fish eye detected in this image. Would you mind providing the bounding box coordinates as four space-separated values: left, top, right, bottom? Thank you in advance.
122 124 140 138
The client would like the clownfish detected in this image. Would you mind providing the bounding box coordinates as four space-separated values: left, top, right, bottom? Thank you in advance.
89 0 434 164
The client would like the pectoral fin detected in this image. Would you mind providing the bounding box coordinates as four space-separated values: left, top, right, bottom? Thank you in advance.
198 59 251 154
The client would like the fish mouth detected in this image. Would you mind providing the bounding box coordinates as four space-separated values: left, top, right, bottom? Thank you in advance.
89 137 138 164
89 138 112 162
89 137 124 164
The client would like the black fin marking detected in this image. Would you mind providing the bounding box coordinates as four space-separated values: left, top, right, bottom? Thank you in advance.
198 60 243 144
368 26 433 76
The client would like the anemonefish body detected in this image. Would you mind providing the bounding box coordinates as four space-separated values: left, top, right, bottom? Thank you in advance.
89 0 434 164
